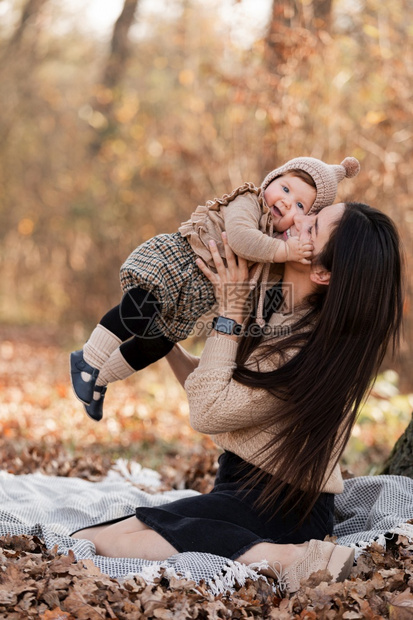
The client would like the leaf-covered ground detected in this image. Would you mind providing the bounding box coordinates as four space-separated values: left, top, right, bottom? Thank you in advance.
1 456 413 619
1 328 413 618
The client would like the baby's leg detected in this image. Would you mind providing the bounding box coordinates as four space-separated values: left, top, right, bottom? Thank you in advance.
71 303 134 412
94 324 174 387
94 286 174 382
83 289 174 419
81 286 163 383
83 304 134 370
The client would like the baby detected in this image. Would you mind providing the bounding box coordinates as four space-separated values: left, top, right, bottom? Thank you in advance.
70 156 360 421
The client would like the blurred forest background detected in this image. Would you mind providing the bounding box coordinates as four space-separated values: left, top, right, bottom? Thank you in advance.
0 0 412 474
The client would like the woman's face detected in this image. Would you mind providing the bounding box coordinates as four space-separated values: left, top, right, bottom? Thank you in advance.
292 203 346 258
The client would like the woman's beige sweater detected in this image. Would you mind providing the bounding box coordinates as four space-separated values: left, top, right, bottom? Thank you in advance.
184 311 344 495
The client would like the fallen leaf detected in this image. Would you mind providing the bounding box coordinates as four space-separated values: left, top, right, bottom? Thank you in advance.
40 608 73 620
63 590 105 619
390 589 413 608
300 568 333 589
389 606 413 620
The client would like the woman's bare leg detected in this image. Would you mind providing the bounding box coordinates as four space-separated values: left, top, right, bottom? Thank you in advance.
72 516 151 544
236 542 309 576
78 516 179 560
73 518 307 566
72 524 114 542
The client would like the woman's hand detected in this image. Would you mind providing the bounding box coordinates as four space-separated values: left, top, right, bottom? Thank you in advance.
196 232 251 324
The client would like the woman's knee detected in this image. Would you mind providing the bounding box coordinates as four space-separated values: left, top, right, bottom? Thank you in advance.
92 517 150 556
93 526 178 560
93 529 115 556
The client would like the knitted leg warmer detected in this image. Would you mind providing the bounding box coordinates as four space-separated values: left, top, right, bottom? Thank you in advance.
96 347 136 387
83 324 122 370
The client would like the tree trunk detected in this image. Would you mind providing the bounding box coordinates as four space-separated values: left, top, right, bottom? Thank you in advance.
102 0 140 90
380 412 413 477
90 0 139 152
265 0 333 67
313 0 333 30
7 0 49 51
265 0 302 70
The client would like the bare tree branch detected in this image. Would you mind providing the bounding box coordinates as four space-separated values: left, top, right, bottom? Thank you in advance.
8 0 48 50
103 0 140 90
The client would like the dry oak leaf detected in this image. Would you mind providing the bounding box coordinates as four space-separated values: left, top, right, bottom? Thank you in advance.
298 611 318 619
354 552 376 576
388 588 413 619
47 577 71 592
357 599 387 620
152 609 178 619
300 568 333 589
63 589 106 620
40 608 73 620
122 575 148 592
267 607 293 620
0 563 38 605
49 550 77 574
348 590 383 620
111 599 143 617
369 572 386 591
43 588 62 609
166 574 199 591
139 583 169 616
379 568 407 591
303 580 346 607
389 607 413 620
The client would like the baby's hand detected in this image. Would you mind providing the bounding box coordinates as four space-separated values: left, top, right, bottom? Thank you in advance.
273 237 313 265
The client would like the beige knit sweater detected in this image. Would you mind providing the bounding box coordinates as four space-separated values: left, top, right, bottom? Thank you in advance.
184 311 344 495
178 183 284 325
178 182 279 268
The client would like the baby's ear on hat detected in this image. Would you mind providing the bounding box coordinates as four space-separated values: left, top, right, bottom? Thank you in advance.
341 157 361 178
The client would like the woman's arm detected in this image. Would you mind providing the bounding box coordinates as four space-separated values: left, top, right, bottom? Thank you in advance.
165 344 200 388
185 334 280 433
185 232 281 433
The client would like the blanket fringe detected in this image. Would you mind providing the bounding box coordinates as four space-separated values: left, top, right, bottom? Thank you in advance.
344 524 413 561
120 562 168 585
389 522 413 540
120 561 273 597
208 560 271 596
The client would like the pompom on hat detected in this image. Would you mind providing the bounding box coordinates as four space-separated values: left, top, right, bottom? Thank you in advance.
261 156 361 214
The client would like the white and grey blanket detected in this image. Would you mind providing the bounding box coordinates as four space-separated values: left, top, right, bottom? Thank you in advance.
0 461 412 593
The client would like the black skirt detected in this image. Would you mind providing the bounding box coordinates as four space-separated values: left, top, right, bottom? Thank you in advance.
135 451 335 560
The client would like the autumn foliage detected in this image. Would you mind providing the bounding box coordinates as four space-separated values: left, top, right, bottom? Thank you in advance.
0 0 412 386
1 1 413 617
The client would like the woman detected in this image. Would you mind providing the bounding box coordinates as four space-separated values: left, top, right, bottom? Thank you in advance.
73 202 404 594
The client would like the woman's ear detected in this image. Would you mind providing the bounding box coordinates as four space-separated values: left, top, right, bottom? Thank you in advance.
310 267 331 286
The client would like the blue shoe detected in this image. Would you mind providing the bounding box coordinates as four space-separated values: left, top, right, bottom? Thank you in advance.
70 350 99 405
85 385 107 422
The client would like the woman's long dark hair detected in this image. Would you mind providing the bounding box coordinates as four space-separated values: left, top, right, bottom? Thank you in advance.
233 202 404 519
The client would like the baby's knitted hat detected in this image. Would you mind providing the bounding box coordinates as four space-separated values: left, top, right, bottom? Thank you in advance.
261 156 360 213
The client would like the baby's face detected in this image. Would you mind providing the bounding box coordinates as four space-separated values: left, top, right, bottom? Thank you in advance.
264 173 316 232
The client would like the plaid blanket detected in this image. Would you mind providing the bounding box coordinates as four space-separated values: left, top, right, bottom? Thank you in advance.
1 461 412 593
